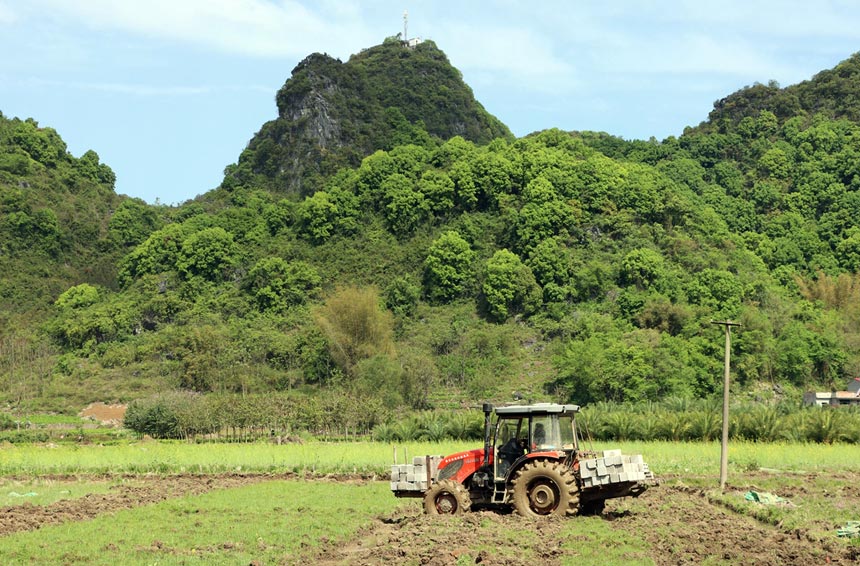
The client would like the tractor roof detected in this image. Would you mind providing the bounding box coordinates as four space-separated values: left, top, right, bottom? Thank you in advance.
495 403 580 415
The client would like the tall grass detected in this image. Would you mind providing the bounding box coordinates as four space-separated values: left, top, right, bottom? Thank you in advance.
0 440 474 476
372 410 484 442
1 438 857 477
585 440 859 474
579 400 860 444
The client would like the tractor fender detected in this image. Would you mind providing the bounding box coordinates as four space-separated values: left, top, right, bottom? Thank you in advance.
505 451 566 483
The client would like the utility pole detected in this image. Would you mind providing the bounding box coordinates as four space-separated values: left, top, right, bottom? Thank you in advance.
403 10 408 42
711 320 740 491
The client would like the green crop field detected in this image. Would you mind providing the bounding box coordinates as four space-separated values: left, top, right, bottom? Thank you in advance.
0 479 408 565
1 439 856 476
1 440 858 565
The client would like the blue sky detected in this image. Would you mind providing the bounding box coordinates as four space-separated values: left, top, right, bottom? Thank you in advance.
1 1 858 205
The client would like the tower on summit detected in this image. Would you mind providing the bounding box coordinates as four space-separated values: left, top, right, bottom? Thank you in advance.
402 10 423 48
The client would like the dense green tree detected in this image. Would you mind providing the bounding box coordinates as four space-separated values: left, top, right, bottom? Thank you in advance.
10 119 67 167
381 173 430 237
431 136 475 168
118 223 188 285
418 169 455 215
423 231 475 302
384 276 421 317
470 150 514 208
50 292 141 351
75 150 116 188
482 249 542 322
297 188 360 242
108 198 161 247
449 159 478 209
247 257 321 312
835 227 860 271
55 283 100 310
389 143 430 179
176 227 239 282
356 150 396 201
527 237 572 302
620 248 666 289
511 176 578 252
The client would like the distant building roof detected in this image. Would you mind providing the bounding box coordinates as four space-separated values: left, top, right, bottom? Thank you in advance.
834 391 860 399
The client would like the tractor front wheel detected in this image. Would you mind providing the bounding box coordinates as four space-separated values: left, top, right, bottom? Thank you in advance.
512 460 579 517
423 479 471 515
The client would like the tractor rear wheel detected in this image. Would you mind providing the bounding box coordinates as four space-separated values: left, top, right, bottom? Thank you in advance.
423 479 471 515
512 460 579 517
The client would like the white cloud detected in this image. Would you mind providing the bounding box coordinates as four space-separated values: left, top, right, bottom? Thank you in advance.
31 0 372 59
86 82 276 97
599 33 793 79
73 82 213 96
526 0 856 84
438 24 577 92
17 76 274 97
665 0 859 39
0 1 17 24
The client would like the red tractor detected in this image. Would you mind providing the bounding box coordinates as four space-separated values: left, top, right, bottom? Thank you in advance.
391 403 654 517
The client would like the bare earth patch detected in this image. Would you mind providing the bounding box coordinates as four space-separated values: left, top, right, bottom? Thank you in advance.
313 480 857 565
315 509 567 566
79 402 127 425
609 485 852 565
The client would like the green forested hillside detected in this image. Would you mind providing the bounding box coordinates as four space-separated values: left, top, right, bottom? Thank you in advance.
0 112 173 409
3 44 860 415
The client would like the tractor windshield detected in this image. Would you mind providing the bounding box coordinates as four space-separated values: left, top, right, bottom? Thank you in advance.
530 414 576 451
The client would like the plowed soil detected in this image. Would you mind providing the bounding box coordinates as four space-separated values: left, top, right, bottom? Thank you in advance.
2 473 856 564
314 482 857 565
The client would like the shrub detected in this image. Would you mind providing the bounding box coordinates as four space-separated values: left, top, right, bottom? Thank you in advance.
123 391 205 439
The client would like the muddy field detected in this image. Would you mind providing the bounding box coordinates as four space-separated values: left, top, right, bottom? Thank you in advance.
313 481 858 565
2 473 857 565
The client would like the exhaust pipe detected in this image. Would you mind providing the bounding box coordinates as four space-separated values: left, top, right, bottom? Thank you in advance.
482 403 493 467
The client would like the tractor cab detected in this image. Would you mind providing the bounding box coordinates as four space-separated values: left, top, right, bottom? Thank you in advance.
492 403 580 481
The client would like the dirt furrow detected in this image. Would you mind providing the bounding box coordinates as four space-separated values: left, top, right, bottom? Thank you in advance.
609 486 853 565
313 507 571 566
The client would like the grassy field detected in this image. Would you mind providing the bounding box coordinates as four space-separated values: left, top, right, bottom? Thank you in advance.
1 439 857 476
1 440 858 565
0 476 664 566
0 480 408 565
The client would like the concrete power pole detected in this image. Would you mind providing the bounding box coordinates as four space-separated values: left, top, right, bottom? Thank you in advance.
711 320 740 491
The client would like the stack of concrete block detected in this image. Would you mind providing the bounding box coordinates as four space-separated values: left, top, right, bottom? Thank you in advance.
390 455 443 492
579 450 653 488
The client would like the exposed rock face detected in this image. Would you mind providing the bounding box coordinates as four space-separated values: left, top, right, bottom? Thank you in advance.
229 40 511 196
279 54 343 150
